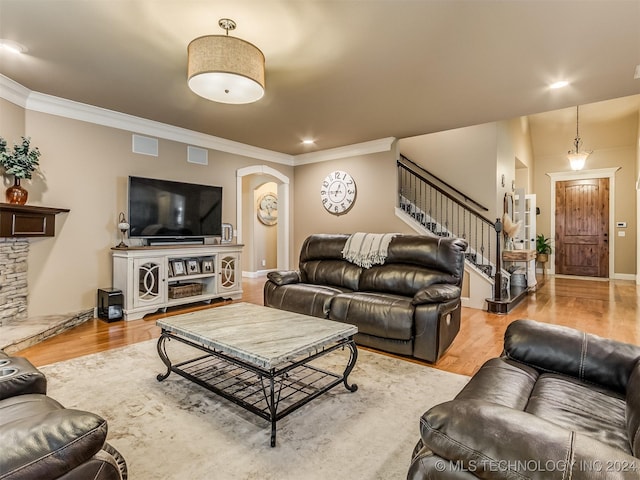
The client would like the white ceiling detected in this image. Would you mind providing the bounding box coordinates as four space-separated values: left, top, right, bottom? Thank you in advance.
1 0 639 155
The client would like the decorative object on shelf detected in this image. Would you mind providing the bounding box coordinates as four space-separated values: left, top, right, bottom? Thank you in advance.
0 136 41 205
535 233 553 263
567 105 591 171
116 212 130 248
320 170 357 215
501 212 521 250
171 259 186 276
187 18 265 104
257 192 278 225
186 258 200 274
201 258 214 273
221 223 233 244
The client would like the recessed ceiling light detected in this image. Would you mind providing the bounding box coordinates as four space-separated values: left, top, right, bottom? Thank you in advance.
302 139 315 145
0 39 27 54
549 81 569 89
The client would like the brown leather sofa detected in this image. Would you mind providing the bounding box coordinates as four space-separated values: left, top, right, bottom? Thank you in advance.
264 233 467 363
409 319 640 479
0 351 127 480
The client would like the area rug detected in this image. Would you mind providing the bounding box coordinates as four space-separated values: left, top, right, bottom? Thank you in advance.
40 340 469 479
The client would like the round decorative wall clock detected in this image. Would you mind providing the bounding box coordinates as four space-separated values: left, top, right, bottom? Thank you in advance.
257 192 278 225
320 170 357 215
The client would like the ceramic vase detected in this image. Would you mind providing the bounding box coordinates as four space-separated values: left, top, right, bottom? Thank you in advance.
6 177 28 205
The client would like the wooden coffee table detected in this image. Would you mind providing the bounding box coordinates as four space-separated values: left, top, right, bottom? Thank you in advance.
155 302 358 446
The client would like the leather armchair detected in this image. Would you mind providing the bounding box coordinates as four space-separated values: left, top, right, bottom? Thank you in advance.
409 320 640 479
0 351 127 480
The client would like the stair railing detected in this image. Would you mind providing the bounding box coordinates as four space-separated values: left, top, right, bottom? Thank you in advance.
397 155 498 280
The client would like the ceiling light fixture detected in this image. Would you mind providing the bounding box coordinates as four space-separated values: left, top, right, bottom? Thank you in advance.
567 105 591 171
550 80 569 89
187 18 265 104
0 39 27 54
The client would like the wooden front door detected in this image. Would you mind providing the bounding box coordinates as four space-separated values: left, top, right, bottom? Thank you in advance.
555 178 609 277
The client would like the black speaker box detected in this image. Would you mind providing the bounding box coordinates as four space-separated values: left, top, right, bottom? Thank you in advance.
97 288 123 321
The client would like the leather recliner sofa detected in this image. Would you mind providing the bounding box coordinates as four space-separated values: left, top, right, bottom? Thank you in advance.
264 233 468 363
409 319 640 479
0 350 127 480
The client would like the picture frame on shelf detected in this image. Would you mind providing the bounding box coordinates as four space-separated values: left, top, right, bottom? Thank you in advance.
171 260 186 276
201 258 214 273
167 262 174 277
186 259 200 274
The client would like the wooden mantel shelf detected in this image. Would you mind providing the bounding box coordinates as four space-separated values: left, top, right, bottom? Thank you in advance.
0 203 70 238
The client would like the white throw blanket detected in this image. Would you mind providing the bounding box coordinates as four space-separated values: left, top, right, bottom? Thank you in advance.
342 232 397 268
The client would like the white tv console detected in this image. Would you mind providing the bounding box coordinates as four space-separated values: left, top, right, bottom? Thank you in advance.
112 243 243 321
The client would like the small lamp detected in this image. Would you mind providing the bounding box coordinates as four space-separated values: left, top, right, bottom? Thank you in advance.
117 212 130 248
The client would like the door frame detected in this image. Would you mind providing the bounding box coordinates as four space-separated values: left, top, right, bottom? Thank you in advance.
236 165 291 272
547 167 620 278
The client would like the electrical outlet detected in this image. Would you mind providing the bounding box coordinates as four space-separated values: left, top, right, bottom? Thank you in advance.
261 259 266 267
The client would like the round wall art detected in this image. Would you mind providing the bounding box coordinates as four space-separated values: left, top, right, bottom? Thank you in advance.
257 192 278 225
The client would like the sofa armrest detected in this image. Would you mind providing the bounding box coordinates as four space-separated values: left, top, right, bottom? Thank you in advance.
412 284 460 305
266 270 301 286
421 399 640 480
504 319 640 394
0 356 47 400
0 402 108 480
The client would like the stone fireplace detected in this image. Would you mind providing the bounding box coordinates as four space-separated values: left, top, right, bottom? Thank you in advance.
0 238 29 325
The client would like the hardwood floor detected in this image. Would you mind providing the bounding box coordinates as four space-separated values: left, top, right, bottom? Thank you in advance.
14 275 640 377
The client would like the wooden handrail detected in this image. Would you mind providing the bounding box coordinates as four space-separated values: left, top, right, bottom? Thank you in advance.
398 155 489 212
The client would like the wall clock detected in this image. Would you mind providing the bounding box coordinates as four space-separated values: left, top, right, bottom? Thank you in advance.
257 192 278 226
320 170 357 215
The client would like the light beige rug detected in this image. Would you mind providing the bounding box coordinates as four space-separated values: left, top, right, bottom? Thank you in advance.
40 339 468 479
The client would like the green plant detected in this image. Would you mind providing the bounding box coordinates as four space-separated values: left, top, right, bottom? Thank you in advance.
536 233 553 255
0 136 41 179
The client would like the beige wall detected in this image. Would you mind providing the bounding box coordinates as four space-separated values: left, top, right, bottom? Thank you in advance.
399 123 500 222
16 108 292 317
292 148 415 260
0 99 25 143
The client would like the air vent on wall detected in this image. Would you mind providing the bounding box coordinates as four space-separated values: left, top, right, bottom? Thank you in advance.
187 146 208 165
132 134 158 156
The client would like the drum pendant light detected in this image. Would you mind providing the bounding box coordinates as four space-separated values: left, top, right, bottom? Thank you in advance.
187 18 265 104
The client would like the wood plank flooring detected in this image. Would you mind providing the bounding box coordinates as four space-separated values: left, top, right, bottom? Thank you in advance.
14 275 640 377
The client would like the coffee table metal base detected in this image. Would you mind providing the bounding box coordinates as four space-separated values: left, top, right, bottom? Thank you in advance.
156 331 358 447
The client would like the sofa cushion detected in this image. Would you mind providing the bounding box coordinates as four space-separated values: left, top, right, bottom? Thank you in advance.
385 235 467 279
455 357 538 410
504 319 640 394
300 259 362 291
329 292 414 341
359 265 459 297
263 282 351 318
0 394 108 480
525 373 630 454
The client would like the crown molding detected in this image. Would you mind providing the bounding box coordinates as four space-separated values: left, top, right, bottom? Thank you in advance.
0 74 294 166
293 137 395 165
1 73 395 167
0 74 30 108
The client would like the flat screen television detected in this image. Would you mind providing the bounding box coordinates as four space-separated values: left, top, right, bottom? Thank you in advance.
128 176 223 239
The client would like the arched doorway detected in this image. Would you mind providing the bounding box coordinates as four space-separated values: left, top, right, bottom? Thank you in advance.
236 165 290 274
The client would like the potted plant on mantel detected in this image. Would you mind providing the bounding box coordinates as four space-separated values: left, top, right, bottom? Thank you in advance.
536 233 553 263
0 136 41 205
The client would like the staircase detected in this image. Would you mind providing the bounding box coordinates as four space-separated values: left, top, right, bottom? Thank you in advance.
396 156 527 312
